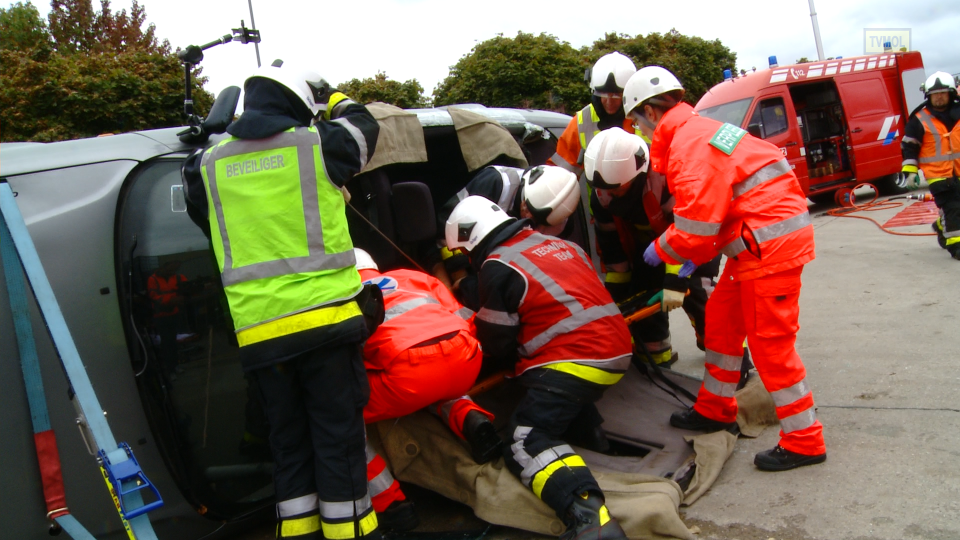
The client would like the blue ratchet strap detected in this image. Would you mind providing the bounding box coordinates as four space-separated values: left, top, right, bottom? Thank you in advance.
1 182 160 540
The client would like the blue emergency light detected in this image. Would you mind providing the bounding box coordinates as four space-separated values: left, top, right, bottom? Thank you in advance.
768 56 778 68
723 69 733 80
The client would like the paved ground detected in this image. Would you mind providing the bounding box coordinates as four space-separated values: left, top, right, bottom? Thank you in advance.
232 190 960 540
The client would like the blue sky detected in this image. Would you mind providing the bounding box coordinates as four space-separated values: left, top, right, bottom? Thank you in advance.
6 0 958 100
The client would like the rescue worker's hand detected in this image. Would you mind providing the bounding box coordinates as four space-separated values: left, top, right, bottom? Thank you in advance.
678 260 698 278
646 289 685 312
896 172 920 189
643 243 662 267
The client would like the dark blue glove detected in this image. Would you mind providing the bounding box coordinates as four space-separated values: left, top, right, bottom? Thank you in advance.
678 260 698 278
643 242 663 267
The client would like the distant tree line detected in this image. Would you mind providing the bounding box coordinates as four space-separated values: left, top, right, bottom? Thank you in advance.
1 2 737 141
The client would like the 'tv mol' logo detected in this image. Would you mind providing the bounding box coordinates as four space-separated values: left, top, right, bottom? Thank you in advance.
791 68 805 79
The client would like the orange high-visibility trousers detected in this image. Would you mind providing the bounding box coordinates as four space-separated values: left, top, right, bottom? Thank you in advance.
696 265 825 456
364 330 483 426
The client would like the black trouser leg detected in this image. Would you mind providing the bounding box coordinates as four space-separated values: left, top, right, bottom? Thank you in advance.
930 177 960 255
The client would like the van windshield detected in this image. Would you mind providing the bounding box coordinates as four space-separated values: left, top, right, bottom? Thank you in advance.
698 97 754 127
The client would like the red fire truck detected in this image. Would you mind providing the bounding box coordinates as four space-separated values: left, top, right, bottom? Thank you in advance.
695 51 926 202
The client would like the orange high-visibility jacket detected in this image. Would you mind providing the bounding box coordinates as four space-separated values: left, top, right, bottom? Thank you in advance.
147 273 186 317
361 269 475 369
548 103 637 174
649 103 815 282
914 108 960 180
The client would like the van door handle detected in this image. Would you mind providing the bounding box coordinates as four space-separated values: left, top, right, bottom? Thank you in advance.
851 128 862 133
785 142 798 146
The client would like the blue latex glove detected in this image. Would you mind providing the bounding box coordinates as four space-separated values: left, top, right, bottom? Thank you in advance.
678 260 698 278
643 242 663 267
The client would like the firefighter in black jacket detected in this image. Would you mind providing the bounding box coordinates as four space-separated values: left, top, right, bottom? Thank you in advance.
445 196 632 540
182 60 382 539
901 71 960 260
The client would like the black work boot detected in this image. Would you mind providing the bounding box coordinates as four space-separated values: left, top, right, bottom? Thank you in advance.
560 491 627 540
670 407 737 432
754 445 826 471
462 411 503 464
377 500 419 532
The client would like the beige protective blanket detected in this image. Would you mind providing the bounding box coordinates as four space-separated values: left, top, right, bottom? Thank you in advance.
363 102 428 172
370 411 696 540
448 107 529 171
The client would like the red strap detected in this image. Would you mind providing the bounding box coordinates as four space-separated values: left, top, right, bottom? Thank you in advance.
34 430 68 518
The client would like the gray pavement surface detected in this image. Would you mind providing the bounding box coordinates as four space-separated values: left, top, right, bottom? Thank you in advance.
230 192 960 540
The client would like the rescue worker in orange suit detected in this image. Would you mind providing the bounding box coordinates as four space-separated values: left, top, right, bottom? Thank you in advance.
900 71 960 260
147 260 187 381
583 128 721 367
351 248 500 531
624 66 826 471
445 196 633 539
547 52 637 176
181 60 381 539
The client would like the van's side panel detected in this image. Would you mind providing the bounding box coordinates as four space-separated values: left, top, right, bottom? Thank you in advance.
836 68 904 182
744 89 810 193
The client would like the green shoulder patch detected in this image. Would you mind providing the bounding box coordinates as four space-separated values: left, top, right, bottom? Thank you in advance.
709 123 747 155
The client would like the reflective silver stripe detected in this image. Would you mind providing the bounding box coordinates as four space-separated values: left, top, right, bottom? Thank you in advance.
205 129 357 287
331 117 369 170
917 110 943 158
703 371 738 398
364 442 377 463
674 214 722 236
496 166 523 210
367 467 395 498
720 237 746 258
520 304 621 357
943 229 960 238
319 495 373 519
658 236 688 263
550 152 579 173
901 135 921 146
456 307 474 320
770 379 811 408
384 296 439 321
477 307 519 326
520 445 575 487
510 426 534 468
705 349 742 372
780 408 817 434
644 338 672 352
278 493 319 517
919 152 960 163
901 158 919 166
753 212 812 244
575 354 631 372
455 187 470 202
438 395 473 423
732 159 792 198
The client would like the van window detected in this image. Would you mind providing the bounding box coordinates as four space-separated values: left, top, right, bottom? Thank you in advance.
697 97 754 127
747 98 789 139
117 158 273 519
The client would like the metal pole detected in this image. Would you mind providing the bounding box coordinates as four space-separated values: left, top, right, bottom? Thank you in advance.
808 0 825 61
247 0 261 67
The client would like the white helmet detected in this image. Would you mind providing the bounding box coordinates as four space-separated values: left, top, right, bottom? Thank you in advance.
589 52 637 94
622 66 685 118
246 59 333 117
583 127 649 189
521 166 580 226
445 195 513 252
922 71 958 98
353 248 378 272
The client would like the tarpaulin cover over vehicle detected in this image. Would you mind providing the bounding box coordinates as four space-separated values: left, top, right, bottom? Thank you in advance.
363 103 429 171
447 107 528 171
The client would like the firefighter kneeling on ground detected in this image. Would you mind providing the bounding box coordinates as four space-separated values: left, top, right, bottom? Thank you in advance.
352 248 500 531
583 127 721 367
900 71 960 260
624 65 827 471
445 196 633 540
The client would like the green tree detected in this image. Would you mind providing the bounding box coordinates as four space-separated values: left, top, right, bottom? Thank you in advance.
586 30 737 104
796 57 811 64
0 0 211 142
339 72 428 109
0 2 51 54
433 32 589 113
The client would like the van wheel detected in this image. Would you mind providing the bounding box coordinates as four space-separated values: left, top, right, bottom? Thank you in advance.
807 191 837 205
875 173 911 196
